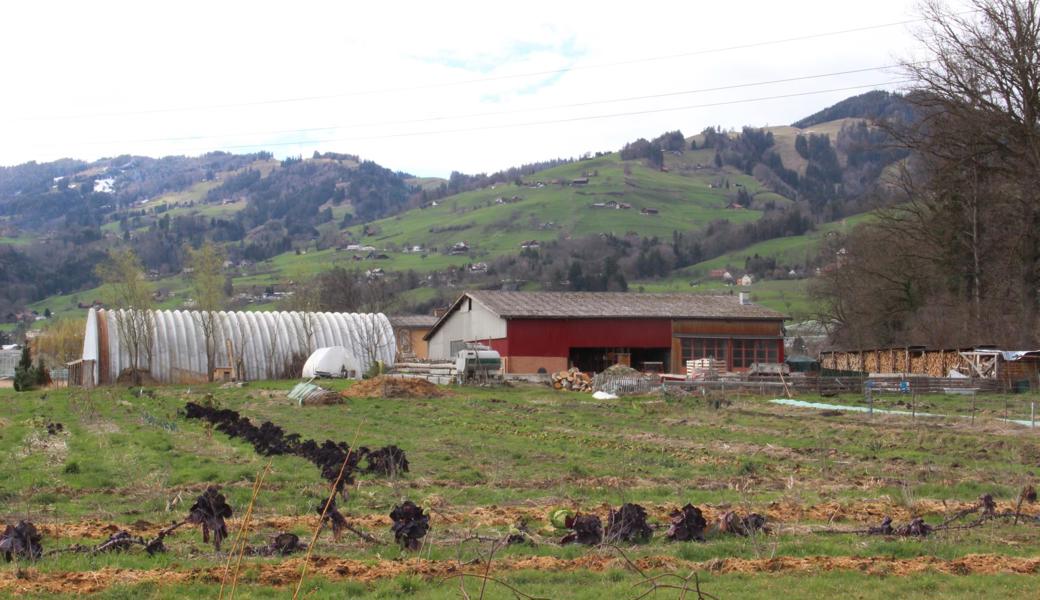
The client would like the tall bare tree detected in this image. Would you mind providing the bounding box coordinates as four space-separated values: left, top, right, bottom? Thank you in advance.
96 249 154 384
186 242 227 381
815 0 1040 347
279 278 321 378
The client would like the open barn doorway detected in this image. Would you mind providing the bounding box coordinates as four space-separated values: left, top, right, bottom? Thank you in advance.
568 347 670 373
631 347 670 373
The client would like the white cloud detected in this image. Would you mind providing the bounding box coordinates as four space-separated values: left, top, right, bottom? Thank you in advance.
0 0 925 176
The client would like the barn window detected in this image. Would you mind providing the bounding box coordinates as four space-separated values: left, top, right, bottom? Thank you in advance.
732 339 779 368
681 337 778 369
680 338 728 364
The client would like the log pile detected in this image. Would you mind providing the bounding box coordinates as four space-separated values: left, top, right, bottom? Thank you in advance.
820 347 972 377
551 368 593 391
389 362 457 385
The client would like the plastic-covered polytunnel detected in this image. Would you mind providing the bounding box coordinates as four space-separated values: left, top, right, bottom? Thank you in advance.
79 308 395 385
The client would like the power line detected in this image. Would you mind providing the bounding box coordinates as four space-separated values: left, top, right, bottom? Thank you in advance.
22 16 926 121
114 79 911 155
70 63 909 148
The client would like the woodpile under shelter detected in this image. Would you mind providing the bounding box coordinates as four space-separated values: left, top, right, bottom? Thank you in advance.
424 291 786 374
76 308 395 386
819 346 1040 390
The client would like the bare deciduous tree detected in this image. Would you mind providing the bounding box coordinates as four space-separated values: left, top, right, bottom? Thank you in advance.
815 0 1040 347
96 249 155 384
186 242 227 381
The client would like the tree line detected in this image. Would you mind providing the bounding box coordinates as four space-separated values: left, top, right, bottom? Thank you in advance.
812 0 1040 349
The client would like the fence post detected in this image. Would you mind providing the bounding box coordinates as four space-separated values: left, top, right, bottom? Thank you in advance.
971 391 976 426
912 393 916 421
1032 402 1036 429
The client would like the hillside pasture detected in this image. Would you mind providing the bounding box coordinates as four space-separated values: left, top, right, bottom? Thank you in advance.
354 153 764 260
632 278 813 318
766 118 865 175
677 211 874 278
0 235 33 246
99 156 279 234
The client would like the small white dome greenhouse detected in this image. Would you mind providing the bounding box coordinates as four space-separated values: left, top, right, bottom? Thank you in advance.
301 346 363 379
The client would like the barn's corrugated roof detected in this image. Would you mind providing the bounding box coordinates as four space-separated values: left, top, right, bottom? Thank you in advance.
388 314 439 328
424 291 785 341
466 290 786 320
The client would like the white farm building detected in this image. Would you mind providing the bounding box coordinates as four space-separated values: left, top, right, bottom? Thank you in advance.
75 308 394 385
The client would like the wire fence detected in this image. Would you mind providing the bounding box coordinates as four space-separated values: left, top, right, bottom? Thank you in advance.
591 371 660 395
655 377 1039 430
768 392 1040 430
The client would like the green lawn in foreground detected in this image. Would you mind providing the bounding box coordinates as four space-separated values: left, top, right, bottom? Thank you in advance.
3 383 1038 517
37 572 1040 600
1 381 1039 597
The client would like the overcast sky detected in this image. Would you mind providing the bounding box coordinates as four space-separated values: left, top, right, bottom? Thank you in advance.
1 0 935 177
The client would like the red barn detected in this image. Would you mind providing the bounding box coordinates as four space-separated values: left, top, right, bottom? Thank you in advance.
424 291 786 374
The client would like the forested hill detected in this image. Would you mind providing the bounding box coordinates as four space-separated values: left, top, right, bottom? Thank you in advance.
0 151 413 234
1 90 914 326
791 90 913 129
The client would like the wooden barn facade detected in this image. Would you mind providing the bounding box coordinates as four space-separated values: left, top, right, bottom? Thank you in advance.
424 291 786 374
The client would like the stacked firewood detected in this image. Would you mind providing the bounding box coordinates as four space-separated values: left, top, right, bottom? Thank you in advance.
551 368 593 392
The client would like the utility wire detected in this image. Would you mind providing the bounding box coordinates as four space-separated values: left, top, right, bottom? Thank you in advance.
20 16 928 121
73 63 910 147
107 79 911 155
64 63 909 148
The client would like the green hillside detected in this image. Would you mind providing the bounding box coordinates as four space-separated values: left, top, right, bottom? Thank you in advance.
633 278 814 318
351 149 765 258
26 146 793 321
629 213 876 319
9 104 899 330
765 118 864 175
99 159 281 234
678 212 873 278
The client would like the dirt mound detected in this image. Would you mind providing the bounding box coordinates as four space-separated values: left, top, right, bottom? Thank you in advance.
341 376 448 399
766 498 1040 524
702 554 1040 576
37 495 1040 542
5 554 1040 595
